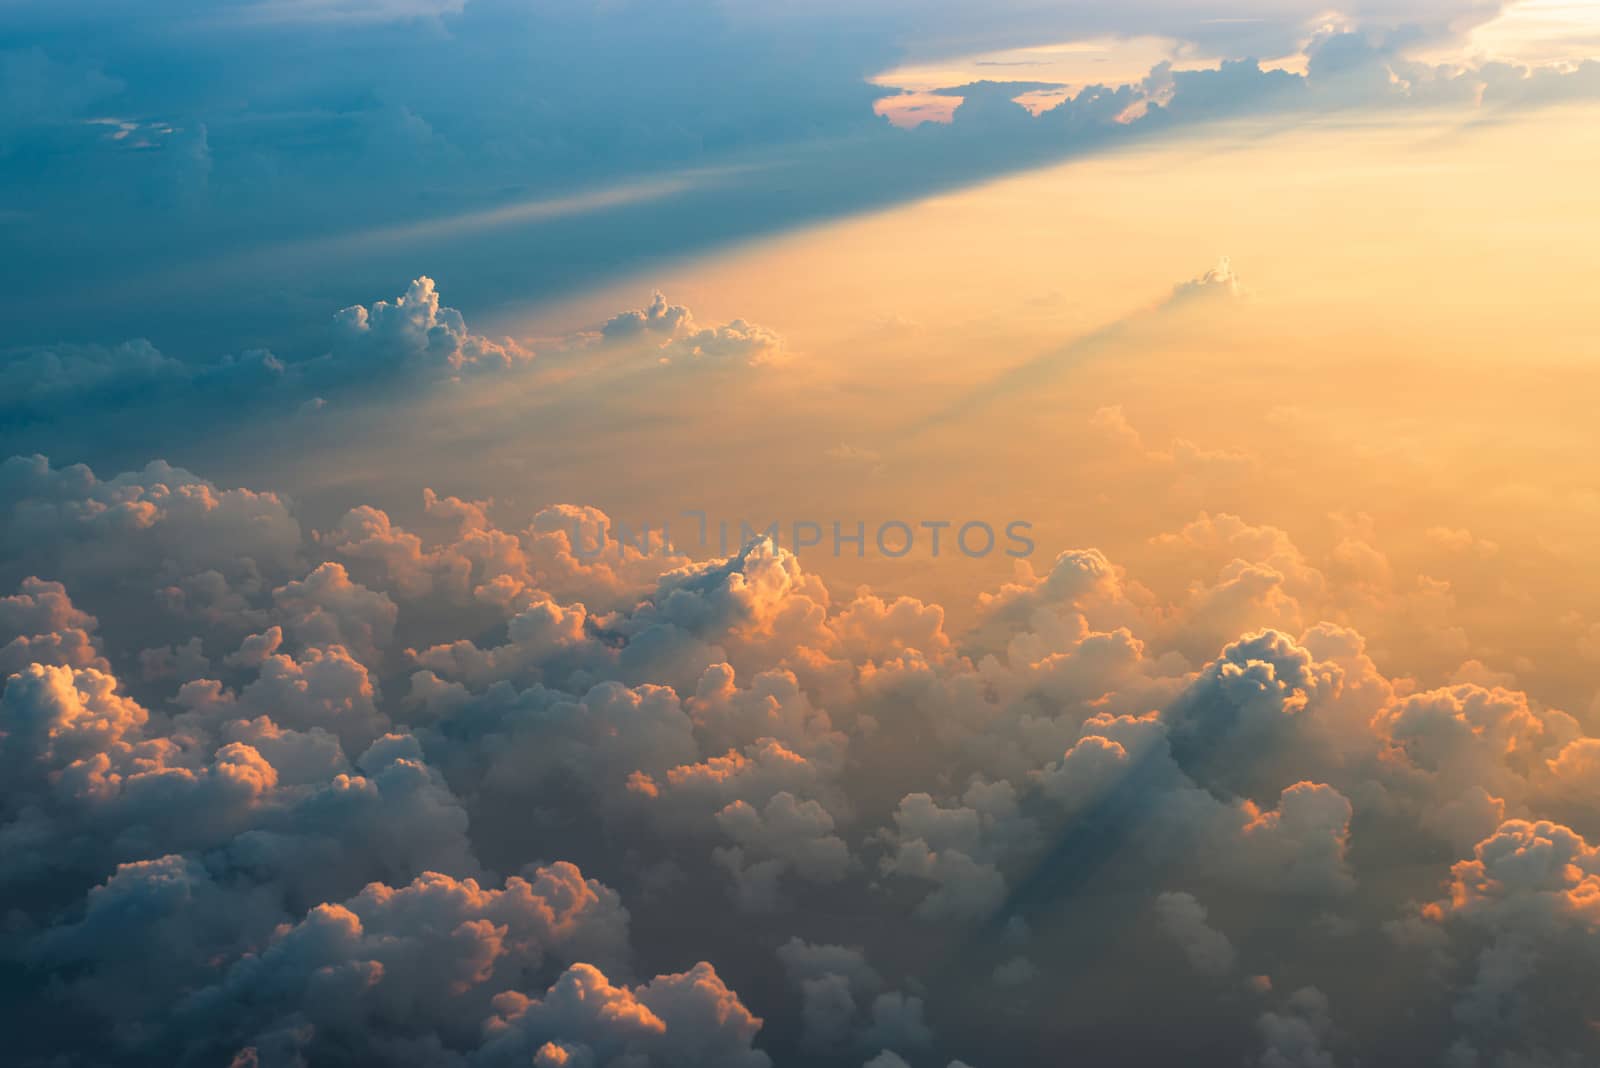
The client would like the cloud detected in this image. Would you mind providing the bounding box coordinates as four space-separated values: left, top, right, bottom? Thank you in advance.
714 790 852 911
0 576 109 675
1155 891 1238 977
271 561 398 669
0 656 474 901
778 937 887 1049
878 783 1028 921
1257 987 1341 1068
0 339 184 416
600 291 787 368
477 961 769 1068
8 448 1600 1064
333 276 532 376
1389 818 1600 1065
0 278 534 462
658 319 787 367
1 455 303 584
863 1052 912 1068
602 291 694 340
175 865 628 1061
1170 256 1245 303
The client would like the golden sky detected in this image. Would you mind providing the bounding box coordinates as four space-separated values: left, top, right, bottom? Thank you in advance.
10 5 1600 1064
224 100 1600 714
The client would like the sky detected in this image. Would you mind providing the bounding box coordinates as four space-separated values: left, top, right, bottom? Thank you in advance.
3 2 1600 1067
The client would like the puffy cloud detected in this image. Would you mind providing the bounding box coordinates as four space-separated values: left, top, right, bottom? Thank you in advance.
9 448 1600 1065
27 853 290 1037
1155 891 1237 977
778 937 883 994
271 562 398 668
628 734 848 893
1033 713 1172 809
0 576 109 674
859 990 934 1053
330 496 688 620
878 783 1031 921
600 292 787 368
1396 819 1600 1064
0 339 183 415
772 938 943 1056
1171 256 1245 302
863 1054 912 1068
0 455 303 582
477 961 769 1068
606 541 837 691
1229 782 1355 895
334 276 533 375
976 545 1132 628
1163 628 1344 797
49 860 630 1064
1376 684 1581 849
410 597 598 689
0 660 471 906
658 319 786 367
0 279 540 463
225 626 284 669
179 642 390 754
0 662 152 800
1257 987 1340 1068
602 291 694 339
714 790 852 911
684 665 848 759
797 971 863 1051
421 679 700 811
778 938 886 1049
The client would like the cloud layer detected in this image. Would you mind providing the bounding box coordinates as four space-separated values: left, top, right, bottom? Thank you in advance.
5 424 1600 1066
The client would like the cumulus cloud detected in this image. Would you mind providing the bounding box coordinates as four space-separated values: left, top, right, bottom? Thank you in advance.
1156 891 1237 977
880 778 1054 922
0 576 109 675
1171 256 1245 302
774 938 939 1054
1 454 302 571
0 659 472 900
7 449 1600 1065
602 291 694 339
714 790 852 911
658 319 787 367
1257 987 1341 1068
333 276 532 375
0 339 184 415
476 961 769 1068
180 864 628 1063
271 561 398 668
599 291 787 367
0 278 538 463
1387 819 1600 1066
